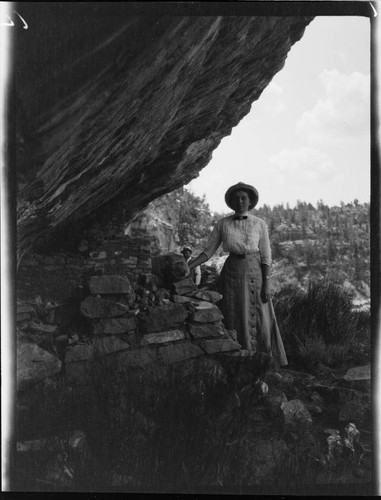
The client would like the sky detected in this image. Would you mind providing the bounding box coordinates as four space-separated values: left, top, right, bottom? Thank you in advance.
187 16 371 214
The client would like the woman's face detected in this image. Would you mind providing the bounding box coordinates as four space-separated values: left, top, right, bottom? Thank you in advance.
232 190 250 214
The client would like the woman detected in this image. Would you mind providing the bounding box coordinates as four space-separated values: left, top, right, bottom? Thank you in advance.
189 182 288 369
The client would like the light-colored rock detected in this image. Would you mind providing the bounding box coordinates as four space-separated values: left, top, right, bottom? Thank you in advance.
281 399 312 425
17 341 61 391
30 323 58 334
342 364 371 392
141 330 185 345
343 364 371 382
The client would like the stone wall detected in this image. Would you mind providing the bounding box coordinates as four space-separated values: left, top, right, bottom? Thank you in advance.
17 234 152 303
17 265 242 398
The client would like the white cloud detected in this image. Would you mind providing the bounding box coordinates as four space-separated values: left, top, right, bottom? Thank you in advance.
268 146 337 186
296 70 370 143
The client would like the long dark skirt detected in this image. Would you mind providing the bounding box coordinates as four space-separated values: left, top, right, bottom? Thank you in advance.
218 252 288 367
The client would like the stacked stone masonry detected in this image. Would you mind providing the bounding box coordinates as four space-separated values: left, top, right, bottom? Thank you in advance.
16 247 241 391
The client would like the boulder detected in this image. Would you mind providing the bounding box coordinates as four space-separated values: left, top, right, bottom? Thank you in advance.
281 399 312 426
141 330 186 345
191 302 224 323
152 253 189 283
91 317 137 335
87 275 131 294
171 276 197 295
188 322 225 339
342 364 371 392
138 304 188 333
343 364 371 382
17 341 61 391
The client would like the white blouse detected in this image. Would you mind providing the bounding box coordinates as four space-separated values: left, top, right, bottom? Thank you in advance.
202 213 272 266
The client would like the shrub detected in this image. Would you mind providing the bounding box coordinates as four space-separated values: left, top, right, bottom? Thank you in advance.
78 357 268 491
273 280 370 369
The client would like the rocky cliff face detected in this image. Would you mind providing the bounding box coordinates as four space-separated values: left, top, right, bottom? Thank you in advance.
15 4 313 263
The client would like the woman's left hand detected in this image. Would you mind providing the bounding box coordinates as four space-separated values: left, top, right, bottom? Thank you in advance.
261 280 271 303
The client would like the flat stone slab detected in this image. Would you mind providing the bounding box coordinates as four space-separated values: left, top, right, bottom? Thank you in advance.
188 322 224 339
81 296 130 318
91 317 137 335
158 342 204 364
93 336 130 355
30 323 58 334
138 304 188 333
87 275 131 294
17 342 61 391
17 313 32 322
172 295 199 304
172 276 197 295
17 304 36 314
191 302 224 323
141 330 186 345
188 290 223 303
196 338 241 354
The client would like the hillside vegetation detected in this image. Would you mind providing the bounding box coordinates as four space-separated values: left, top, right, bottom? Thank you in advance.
149 189 370 308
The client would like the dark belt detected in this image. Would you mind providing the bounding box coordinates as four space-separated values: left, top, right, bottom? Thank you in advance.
230 252 257 259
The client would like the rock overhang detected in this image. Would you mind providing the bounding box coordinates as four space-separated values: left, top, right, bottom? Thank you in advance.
14 3 314 263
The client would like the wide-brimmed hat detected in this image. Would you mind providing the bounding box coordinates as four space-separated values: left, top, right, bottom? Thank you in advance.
224 182 259 210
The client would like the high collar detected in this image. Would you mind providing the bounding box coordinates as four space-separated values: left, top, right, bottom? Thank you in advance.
233 211 249 217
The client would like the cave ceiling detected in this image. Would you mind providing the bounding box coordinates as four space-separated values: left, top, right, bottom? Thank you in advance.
13 2 315 262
